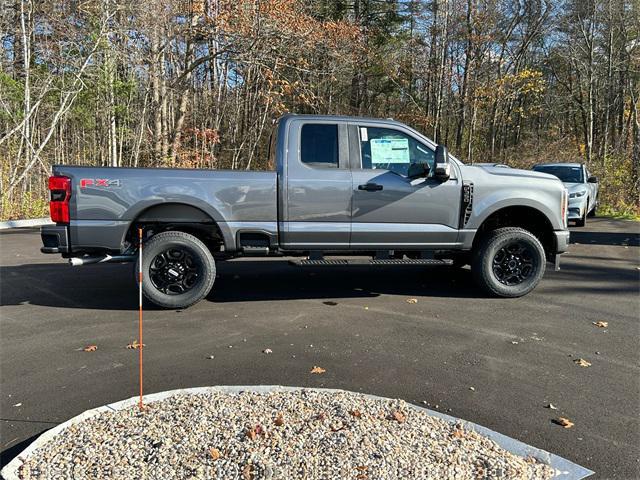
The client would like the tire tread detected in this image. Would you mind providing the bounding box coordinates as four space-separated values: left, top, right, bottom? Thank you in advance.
137 231 216 309
472 227 546 298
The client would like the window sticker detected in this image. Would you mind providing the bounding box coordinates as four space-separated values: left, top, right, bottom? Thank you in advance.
370 138 410 164
360 127 368 142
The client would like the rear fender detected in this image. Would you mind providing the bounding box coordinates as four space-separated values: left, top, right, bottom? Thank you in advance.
124 199 234 251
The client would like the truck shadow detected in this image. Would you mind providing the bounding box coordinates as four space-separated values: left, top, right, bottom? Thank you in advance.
2 249 638 310
210 261 481 303
569 230 639 247
0 261 484 310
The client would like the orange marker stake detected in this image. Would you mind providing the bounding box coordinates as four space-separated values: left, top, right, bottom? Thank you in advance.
138 227 144 411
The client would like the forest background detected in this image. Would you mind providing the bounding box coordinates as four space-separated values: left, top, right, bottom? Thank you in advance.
1 0 638 220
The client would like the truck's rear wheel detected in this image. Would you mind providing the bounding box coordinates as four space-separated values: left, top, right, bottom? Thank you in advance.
136 231 215 309
472 227 546 298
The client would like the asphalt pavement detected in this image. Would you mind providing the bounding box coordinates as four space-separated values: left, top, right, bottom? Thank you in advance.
1 218 639 479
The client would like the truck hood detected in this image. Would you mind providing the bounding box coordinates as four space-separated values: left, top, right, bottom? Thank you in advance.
477 165 561 182
564 182 588 194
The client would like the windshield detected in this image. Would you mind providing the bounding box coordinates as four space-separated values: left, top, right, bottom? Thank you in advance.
533 165 583 183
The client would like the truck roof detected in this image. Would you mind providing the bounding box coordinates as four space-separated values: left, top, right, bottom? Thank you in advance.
279 113 406 127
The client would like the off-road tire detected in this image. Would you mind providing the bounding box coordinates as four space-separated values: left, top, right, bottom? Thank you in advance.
472 227 546 298
136 231 216 309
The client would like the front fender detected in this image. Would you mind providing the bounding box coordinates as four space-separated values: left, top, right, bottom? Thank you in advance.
467 194 563 231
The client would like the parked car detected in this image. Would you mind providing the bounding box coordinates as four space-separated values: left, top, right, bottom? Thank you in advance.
532 163 598 226
41 114 570 308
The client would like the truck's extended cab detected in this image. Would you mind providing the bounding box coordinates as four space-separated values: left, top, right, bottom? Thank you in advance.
42 114 569 308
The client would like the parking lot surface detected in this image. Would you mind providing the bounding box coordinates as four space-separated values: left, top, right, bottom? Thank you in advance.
1 218 639 479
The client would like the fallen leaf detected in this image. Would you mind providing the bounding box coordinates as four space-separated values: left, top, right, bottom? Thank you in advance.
452 429 464 438
511 341 519 345
469 386 475 391
553 417 574 428
357 475 368 480
126 340 145 349
242 464 254 480
13 403 22 407
356 466 368 472
323 301 338 306
310 366 326 374
406 298 418 304
262 348 273 354
330 421 345 432
245 427 257 440
274 414 284 426
592 321 608 328
545 403 558 410
209 448 221 461
83 345 98 352
350 410 362 418
391 411 406 423
573 358 592 367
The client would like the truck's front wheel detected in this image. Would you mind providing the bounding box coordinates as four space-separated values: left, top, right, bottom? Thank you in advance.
136 231 216 309
472 227 546 298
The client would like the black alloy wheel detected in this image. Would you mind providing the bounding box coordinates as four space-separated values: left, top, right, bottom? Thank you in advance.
149 247 201 295
491 241 535 286
137 231 216 309
472 227 546 298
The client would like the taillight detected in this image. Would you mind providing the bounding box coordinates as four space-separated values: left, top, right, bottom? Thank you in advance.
49 176 71 224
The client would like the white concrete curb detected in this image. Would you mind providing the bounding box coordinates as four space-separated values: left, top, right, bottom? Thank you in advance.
1 386 594 480
0 218 52 230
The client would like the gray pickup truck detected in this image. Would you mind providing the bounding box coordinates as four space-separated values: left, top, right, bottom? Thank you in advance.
41 114 569 308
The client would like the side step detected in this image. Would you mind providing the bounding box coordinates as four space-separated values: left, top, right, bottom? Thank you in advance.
242 246 270 255
289 258 453 266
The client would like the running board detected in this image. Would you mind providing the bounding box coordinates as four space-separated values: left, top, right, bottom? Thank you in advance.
290 258 453 266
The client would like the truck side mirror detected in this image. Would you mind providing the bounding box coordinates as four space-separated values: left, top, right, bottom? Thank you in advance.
587 175 598 183
434 145 450 182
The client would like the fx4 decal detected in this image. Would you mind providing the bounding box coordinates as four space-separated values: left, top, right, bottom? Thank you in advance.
80 179 122 189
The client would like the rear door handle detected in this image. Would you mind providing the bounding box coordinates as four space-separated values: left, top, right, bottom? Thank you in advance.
358 183 383 191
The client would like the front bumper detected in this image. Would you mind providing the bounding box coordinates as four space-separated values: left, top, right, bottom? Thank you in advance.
554 229 570 254
550 230 570 271
40 224 69 254
567 197 588 219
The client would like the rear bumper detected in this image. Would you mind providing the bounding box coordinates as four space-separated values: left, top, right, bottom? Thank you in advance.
40 224 69 254
554 229 570 254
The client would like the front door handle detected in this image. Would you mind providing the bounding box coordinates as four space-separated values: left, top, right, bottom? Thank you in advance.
358 183 383 192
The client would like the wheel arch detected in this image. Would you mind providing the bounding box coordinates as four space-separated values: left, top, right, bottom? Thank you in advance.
122 202 234 252
471 205 556 256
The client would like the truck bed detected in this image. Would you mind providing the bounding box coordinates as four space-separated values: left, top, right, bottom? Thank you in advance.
52 165 278 253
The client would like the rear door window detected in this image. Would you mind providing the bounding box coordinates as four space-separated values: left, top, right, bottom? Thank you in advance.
300 124 339 168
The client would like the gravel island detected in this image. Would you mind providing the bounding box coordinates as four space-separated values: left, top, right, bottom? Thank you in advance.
18 390 554 479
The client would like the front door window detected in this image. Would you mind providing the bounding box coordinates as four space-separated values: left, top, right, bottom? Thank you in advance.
359 126 434 177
